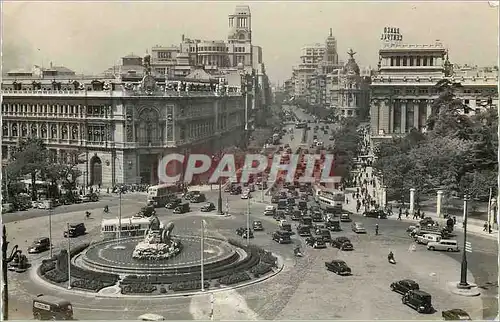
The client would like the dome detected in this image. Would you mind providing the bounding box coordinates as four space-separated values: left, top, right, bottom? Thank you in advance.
343 49 360 76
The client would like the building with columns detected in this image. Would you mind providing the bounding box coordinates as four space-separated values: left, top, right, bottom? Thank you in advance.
1 64 246 187
369 28 498 143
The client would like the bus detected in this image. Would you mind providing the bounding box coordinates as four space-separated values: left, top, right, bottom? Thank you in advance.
101 217 163 239
147 184 177 207
313 185 344 211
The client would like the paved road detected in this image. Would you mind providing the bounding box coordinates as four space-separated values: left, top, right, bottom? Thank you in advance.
5 105 497 320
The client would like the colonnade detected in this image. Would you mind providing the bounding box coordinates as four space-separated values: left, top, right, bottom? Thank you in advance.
373 98 433 135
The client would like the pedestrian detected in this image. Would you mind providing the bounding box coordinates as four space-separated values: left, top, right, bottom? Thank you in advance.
488 224 492 234
405 208 409 218
453 216 457 225
398 211 402 220
483 221 488 232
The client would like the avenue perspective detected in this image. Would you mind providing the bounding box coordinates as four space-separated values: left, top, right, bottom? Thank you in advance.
1 2 499 321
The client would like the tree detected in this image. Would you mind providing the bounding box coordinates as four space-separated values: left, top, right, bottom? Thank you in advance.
10 138 49 200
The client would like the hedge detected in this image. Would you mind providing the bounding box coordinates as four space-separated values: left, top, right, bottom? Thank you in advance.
121 284 157 294
170 280 210 292
71 279 114 292
218 272 251 285
250 263 272 278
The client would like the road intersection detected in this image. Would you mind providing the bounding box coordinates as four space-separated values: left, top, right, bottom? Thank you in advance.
4 105 498 320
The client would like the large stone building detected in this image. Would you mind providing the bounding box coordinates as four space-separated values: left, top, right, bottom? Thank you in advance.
370 27 499 143
1 61 246 187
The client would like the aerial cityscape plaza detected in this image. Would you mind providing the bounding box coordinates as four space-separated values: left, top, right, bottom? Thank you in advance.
1 2 499 321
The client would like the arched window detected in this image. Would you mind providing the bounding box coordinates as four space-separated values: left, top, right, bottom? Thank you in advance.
136 108 161 143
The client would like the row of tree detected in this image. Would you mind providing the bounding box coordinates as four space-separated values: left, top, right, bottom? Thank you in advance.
2 138 82 204
373 79 498 202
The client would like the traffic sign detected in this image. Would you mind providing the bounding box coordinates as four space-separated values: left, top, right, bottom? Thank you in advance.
465 241 472 253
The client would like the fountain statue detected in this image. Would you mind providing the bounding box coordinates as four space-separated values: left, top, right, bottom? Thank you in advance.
132 215 182 260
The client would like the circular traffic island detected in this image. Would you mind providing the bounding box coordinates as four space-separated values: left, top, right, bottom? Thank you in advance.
37 237 281 296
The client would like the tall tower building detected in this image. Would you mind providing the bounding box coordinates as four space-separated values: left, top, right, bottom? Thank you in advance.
227 5 253 67
324 28 339 65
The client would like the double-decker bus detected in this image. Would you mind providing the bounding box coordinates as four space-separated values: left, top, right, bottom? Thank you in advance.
147 184 177 207
313 185 344 212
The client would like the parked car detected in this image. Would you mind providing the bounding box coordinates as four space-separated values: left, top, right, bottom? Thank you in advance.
191 194 206 203
325 220 341 232
241 191 251 199
252 221 264 231
390 279 420 295
230 186 242 195
427 239 459 252
291 210 302 221
312 239 327 249
297 225 311 237
82 193 99 202
351 222 367 234
28 237 51 254
402 290 434 313
64 223 86 238
325 260 351 275
200 202 215 212
331 237 353 250
183 191 200 200
316 229 331 242
442 309 472 320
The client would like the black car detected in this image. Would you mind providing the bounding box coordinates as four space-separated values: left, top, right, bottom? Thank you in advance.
325 220 341 231
274 211 286 221
291 210 302 221
297 225 311 237
236 227 254 238
298 200 307 210
28 237 51 254
184 191 200 200
312 211 323 222
390 279 420 295
442 309 472 320
165 198 182 209
271 196 280 203
287 198 295 206
331 237 353 250
173 202 190 214
230 186 242 195
402 290 434 313
64 223 86 238
191 194 206 203
272 231 292 244
363 210 388 219
200 202 215 212
325 260 351 275
252 221 264 231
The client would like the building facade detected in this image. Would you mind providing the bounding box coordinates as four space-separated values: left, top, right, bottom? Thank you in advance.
369 29 499 143
1 66 246 187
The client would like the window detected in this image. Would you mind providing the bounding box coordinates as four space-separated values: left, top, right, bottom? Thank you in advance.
396 57 401 66
390 57 394 66
410 57 414 66
416 57 421 66
423 57 428 66
429 58 434 66
88 125 106 142
403 57 407 66
464 99 470 105
158 51 171 59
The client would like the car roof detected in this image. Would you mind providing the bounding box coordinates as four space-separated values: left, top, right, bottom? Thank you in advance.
137 313 166 321
412 290 431 296
35 294 71 306
401 279 417 284
331 259 346 264
446 309 469 314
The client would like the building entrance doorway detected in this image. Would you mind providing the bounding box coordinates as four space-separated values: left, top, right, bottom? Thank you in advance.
139 154 158 185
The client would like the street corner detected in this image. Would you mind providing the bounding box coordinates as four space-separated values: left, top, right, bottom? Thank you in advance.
447 282 481 297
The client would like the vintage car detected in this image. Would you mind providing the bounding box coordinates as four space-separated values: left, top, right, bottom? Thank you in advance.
390 279 420 295
28 237 51 254
291 210 302 221
264 205 276 216
402 290 434 313
315 228 332 242
331 237 353 250
312 211 323 222
325 260 351 275
273 211 286 221
200 202 215 212
279 220 292 232
165 198 182 209
351 222 367 234
236 227 254 239
363 210 388 219
326 220 341 232
442 309 472 321
252 221 264 231
191 193 206 203
340 213 352 222
296 225 312 237
8 252 29 273
230 186 242 195
272 230 292 244
241 191 251 199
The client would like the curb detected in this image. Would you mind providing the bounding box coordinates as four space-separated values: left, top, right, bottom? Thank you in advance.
447 281 481 297
30 251 285 300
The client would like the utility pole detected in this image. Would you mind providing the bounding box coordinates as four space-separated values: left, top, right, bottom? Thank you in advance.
200 220 205 292
246 197 251 245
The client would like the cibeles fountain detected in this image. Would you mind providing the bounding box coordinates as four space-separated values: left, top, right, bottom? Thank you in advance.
132 217 182 260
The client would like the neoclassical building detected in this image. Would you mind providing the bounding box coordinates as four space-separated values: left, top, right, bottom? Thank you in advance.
1 64 246 187
370 39 498 143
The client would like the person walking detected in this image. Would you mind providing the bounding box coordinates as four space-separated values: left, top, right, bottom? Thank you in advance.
405 208 409 218
483 221 488 232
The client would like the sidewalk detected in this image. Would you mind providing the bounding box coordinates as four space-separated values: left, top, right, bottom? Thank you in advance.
345 166 498 241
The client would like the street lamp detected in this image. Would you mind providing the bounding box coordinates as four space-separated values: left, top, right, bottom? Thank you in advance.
458 194 470 288
2 225 22 320
212 152 224 216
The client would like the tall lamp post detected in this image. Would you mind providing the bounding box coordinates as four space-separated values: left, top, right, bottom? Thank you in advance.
458 194 470 288
212 152 224 216
2 225 21 320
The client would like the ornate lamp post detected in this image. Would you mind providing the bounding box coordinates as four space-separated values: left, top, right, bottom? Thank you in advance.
2 225 22 320
458 194 470 288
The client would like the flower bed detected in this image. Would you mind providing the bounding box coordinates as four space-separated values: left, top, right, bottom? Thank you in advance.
250 263 273 278
71 279 114 292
